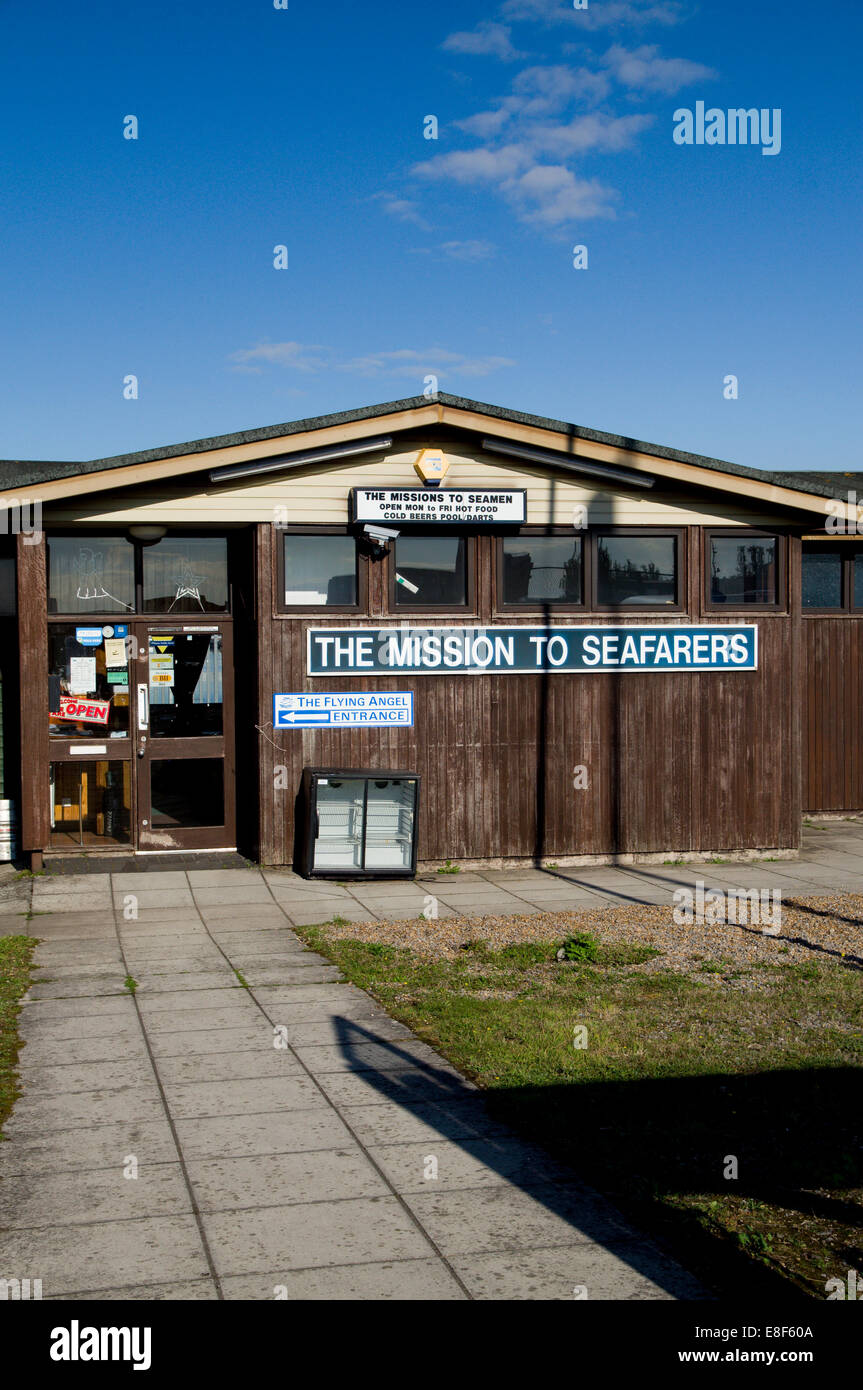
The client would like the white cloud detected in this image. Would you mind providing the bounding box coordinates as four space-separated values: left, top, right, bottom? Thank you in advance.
504 165 619 224
229 342 329 373
229 344 515 382
601 43 715 93
372 193 432 229
442 21 526 61
413 143 532 184
438 239 497 261
501 0 687 27
529 110 653 157
512 63 612 112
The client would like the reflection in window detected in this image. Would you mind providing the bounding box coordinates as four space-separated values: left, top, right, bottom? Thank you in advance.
50 761 131 846
151 759 224 827
48 625 130 739
597 535 677 606
143 537 228 613
47 537 135 614
710 536 777 605
283 534 357 606
502 536 582 604
149 633 223 738
802 547 842 608
393 534 467 606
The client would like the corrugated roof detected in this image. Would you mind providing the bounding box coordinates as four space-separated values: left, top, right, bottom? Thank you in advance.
0 393 858 502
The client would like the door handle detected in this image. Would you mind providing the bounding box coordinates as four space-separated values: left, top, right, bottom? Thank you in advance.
137 683 149 732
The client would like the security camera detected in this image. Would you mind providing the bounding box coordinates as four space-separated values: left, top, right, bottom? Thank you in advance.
363 524 400 543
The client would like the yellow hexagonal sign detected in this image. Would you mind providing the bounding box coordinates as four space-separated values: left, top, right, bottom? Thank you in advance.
414 447 449 484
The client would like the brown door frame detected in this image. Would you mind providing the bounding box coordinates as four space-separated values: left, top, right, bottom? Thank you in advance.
132 618 236 851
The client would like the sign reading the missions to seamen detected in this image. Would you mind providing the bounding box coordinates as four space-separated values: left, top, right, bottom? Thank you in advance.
350 489 526 525
307 625 758 675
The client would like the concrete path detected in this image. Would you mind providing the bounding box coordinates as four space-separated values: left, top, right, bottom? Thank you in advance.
0 871 708 1301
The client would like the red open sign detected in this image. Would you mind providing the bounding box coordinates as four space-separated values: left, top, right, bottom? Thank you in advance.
50 695 111 725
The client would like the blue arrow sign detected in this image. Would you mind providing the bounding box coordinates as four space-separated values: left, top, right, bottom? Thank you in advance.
273 692 414 729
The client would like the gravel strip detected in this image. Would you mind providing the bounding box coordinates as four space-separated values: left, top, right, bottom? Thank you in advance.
313 895 863 974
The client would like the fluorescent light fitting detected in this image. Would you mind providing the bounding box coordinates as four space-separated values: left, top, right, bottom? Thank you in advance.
481 438 654 489
209 436 393 484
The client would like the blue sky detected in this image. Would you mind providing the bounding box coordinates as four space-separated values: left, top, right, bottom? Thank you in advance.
1 0 860 470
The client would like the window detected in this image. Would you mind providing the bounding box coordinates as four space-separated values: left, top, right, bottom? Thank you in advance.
501 535 582 605
282 533 358 607
50 761 131 846
48 536 135 614
802 543 863 612
802 546 843 608
48 624 130 740
0 554 15 615
392 534 468 607
142 536 228 613
595 532 680 608
708 533 780 607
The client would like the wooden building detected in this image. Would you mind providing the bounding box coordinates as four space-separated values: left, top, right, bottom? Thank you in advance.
1 393 859 873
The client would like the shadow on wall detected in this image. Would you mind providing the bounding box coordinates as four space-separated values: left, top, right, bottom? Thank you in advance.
333 1015 861 1299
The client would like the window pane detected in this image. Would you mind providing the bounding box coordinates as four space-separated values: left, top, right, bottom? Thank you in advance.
393 535 467 606
47 536 135 614
597 535 677 606
853 554 863 610
143 537 228 613
50 761 131 846
150 759 224 827
710 536 777 604
283 535 356 606
802 547 843 608
48 624 130 739
0 555 15 615
502 536 582 604
149 632 223 738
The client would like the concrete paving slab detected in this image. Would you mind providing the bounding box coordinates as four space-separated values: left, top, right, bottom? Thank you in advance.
17 1059 153 1095
0 1119 178 1177
33 873 111 893
27 978 128 1000
0 1216 210 1296
136 986 250 1012
285 1017 416 1047
134 970 240 994
196 905 286 923
20 994 134 1021
188 1149 390 1212
191 885 275 906
53 1278 218 1301
219 1261 466 1301
173 1109 355 1161
13 1032 143 1067
294 1040 457 1075
30 894 112 914
366 1137 571 1193
187 870 268 886
315 1067 477 1110
140 1005 260 1034
18 1011 141 1042
148 1025 273 1058
202 1196 433 1276
287 907 377 926
111 888 196 908
111 871 190 889
344 1099 526 1149
0 1162 190 1229
403 1182 630 1257
452 1242 705 1301
155 1050 305 1086
160 1076 328 1119
2 1086 166 1134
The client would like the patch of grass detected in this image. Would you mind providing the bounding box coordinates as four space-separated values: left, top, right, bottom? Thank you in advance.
123 974 138 995
437 860 460 874
331 914 351 927
295 921 863 1300
0 935 37 1139
235 970 250 989
557 931 599 963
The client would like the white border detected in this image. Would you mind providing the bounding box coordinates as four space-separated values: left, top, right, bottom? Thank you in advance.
306 624 759 676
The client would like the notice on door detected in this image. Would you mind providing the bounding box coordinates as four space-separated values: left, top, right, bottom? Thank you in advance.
274 691 414 728
149 645 175 686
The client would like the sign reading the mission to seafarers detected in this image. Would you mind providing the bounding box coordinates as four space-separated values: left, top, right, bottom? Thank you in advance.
350 489 526 525
307 625 758 676
274 692 414 728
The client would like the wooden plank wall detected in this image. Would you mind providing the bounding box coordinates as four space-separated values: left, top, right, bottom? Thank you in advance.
256 525 802 865
804 617 863 811
16 533 50 851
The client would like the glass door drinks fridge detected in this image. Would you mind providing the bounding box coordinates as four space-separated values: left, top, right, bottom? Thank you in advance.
296 768 420 878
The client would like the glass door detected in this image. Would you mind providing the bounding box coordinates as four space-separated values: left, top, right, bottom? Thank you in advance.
132 621 235 850
312 777 366 871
